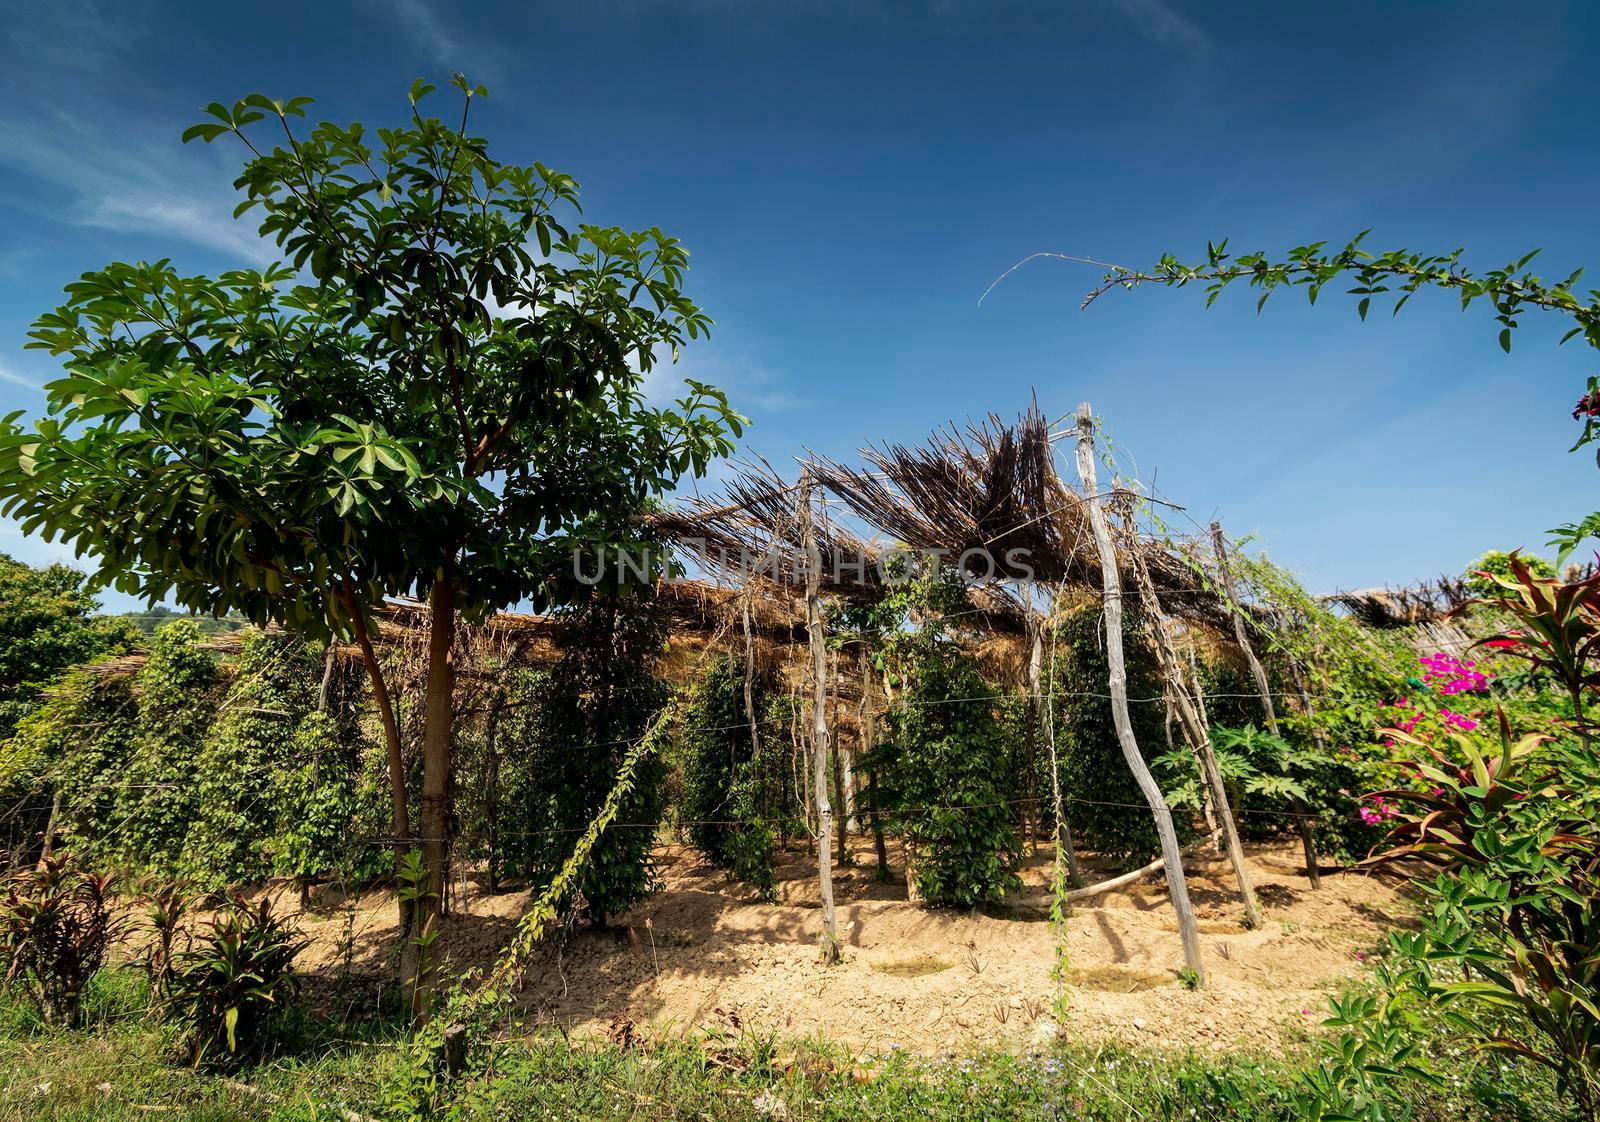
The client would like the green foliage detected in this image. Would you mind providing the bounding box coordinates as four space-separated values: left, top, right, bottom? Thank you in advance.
183 632 365 889
1295 566 1600 1119
1048 596 1175 865
117 622 224 872
484 594 670 925
1158 723 1309 821
876 575 1019 907
0 855 124 1027
0 78 741 637
1302 719 1600 1120
0 553 138 743
1465 549 1555 597
159 894 303 1069
672 656 789 900
5 623 379 889
135 877 193 1002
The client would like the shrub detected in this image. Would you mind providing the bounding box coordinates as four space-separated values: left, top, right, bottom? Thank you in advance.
674 656 788 900
160 893 303 1068
0 855 124 1027
1049 595 1180 866
885 638 1020 906
116 621 222 872
135 876 193 1001
1302 560 1600 1120
487 594 670 925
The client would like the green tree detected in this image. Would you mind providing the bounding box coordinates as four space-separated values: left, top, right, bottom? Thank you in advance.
1464 548 1555 597
876 573 1021 907
0 78 742 1013
0 554 138 741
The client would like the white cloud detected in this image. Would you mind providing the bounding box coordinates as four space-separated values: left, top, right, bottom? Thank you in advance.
1105 0 1212 56
0 360 44 393
385 0 463 66
0 112 278 267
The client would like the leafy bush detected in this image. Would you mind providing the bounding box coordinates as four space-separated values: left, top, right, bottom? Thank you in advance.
135 876 193 1001
186 631 369 888
116 621 223 872
486 594 670 925
884 637 1021 906
673 656 790 900
0 855 124 1027
1048 595 1181 866
1302 559 1600 1120
0 553 139 744
160 893 303 1068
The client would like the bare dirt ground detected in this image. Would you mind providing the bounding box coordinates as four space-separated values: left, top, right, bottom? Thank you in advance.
289 837 1415 1056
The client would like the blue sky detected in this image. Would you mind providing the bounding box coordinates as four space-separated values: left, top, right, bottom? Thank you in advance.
2 0 1597 608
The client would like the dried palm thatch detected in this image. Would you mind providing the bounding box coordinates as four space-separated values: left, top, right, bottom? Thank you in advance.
650 405 1237 634
66 579 809 687
809 406 1072 581
648 458 884 601
1327 577 1474 629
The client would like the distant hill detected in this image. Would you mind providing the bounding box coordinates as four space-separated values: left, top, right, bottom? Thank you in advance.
112 604 245 637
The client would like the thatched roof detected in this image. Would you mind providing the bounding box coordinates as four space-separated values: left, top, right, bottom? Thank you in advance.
652 404 1232 632
1326 577 1473 629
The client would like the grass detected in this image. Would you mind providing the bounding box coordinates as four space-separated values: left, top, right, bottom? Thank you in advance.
0 973 1583 1122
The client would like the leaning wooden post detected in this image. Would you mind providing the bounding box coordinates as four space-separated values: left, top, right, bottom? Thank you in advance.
799 474 841 963
1209 522 1321 889
1119 504 1261 929
1074 405 1205 984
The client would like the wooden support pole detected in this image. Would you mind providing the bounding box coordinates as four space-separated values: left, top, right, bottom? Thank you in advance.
1030 608 1082 887
799 474 841 963
741 592 763 770
1120 505 1261 929
1210 522 1322 889
1075 404 1205 984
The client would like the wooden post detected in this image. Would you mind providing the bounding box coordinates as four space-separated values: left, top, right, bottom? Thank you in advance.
1120 507 1261 929
860 646 890 880
741 592 763 770
1030 608 1082 887
1075 404 1205 984
1210 522 1321 889
799 475 841 963
37 790 61 869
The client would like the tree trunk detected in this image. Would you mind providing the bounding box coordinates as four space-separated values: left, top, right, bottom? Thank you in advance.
338 582 413 947
1210 523 1322 890
415 578 459 1017
799 478 840 963
1122 516 1261 929
860 647 890 880
1075 404 1205 984
37 790 61 869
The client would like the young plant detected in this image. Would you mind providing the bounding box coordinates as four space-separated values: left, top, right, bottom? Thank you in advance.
136 876 194 1002
0 854 123 1027
161 893 303 1068
1467 550 1600 727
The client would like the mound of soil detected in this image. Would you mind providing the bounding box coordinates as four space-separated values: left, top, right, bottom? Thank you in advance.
289 837 1414 1055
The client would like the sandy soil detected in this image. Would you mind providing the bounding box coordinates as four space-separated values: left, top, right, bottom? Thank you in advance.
287 837 1415 1056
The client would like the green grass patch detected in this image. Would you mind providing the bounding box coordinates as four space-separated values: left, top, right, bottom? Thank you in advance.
0 976 1582 1122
